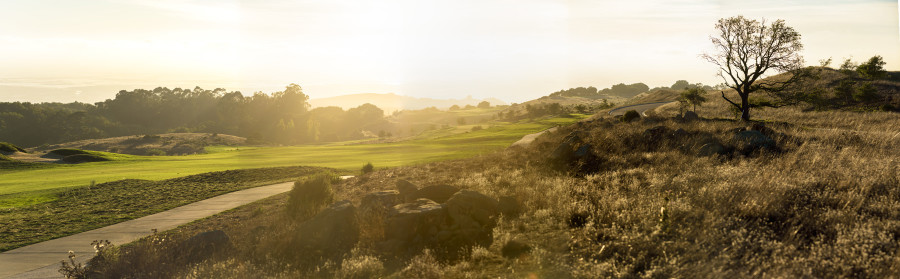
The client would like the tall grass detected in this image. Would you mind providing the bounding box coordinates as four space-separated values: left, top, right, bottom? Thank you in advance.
84 105 898 278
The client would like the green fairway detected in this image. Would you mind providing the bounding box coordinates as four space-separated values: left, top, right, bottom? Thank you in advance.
0 116 584 201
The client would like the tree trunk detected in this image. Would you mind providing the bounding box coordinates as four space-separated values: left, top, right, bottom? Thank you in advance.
740 93 751 121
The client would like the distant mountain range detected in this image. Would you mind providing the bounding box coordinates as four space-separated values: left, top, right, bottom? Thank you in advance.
308 93 507 112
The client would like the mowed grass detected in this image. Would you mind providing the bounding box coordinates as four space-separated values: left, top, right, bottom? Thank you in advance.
0 116 583 202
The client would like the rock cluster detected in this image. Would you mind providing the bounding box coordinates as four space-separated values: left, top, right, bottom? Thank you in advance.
294 179 515 262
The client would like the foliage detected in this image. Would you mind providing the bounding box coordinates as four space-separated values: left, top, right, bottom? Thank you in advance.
702 16 804 121
0 84 401 148
361 162 374 174
678 88 708 112
853 82 880 103
548 83 649 98
477 101 491 108
856 55 887 80
286 173 337 220
622 110 641 122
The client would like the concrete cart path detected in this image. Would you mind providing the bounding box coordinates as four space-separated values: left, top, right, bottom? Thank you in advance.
0 182 295 279
608 101 675 117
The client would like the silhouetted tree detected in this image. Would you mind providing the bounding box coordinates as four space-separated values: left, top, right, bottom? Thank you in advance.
856 55 887 80
702 16 804 121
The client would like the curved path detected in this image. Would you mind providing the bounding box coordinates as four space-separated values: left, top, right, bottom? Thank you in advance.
0 182 295 279
608 101 674 117
511 127 558 148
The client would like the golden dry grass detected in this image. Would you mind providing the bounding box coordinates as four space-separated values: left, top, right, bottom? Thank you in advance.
79 99 899 278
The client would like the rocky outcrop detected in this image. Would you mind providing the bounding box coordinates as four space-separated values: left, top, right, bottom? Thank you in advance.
378 189 503 262
294 200 359 262
408 184 460 204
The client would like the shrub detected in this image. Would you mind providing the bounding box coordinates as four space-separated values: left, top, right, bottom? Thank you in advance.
361 162 374 174
853 82 879 103
62 154 110 163
399 250 442 279
0 142 26 153
471 125 483 131
622 110 641 122
334 252 384 279
286 174 337 220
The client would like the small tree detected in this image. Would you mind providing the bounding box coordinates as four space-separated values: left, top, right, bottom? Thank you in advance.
856 55 887 80
839 58 858 75
853 83 879 103
702 16 804 121
680 88 708 112
477 101 491 109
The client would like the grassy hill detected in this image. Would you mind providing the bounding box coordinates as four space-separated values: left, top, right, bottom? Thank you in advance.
82 96 899 278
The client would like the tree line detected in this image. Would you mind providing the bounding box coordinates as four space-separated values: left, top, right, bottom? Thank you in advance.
0 84 391 147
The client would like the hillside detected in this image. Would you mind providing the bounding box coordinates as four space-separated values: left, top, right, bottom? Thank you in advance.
308 93 507 113
79 100 899 278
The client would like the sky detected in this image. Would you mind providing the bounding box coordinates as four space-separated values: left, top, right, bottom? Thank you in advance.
0 0 898 103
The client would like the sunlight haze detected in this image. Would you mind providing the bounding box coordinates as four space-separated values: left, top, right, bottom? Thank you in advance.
1 0 897 103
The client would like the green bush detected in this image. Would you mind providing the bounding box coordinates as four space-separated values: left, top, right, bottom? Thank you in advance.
623 110 641 122
0 142 27 153
286 173 337 220
48 148 91 157
361 162 374 174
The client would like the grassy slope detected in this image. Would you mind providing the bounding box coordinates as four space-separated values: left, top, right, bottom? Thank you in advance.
106 107 898 278
0 166 330 252
0 116 582 200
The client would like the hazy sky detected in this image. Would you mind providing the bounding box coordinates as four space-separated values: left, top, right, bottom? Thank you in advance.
1 0 898 103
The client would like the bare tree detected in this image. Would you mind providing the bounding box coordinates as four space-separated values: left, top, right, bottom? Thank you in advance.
702 16 804 121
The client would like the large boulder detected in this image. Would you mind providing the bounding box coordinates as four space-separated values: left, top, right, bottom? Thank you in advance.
382 199 449 257
294 200 359 262
549 131 600 173
408 184 460 203
360 190 401 214
442 190 500 250
697 141 727 157
396 179 419 202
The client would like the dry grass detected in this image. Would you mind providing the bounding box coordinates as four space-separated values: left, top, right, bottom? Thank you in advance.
82 100 898 278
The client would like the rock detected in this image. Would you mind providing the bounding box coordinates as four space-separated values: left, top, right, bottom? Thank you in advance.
295 200 359 262
682 111 699 122
409 184 460 203
671 128 689 139
443 190 500 248
361 190 401 214
549 131 599 173
642 126 671 142
182 230 231 262
697 142 726 157
396 179 419 201
501 240 532 259
734 130 776 153
383 199 449 256
498 196 521 218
